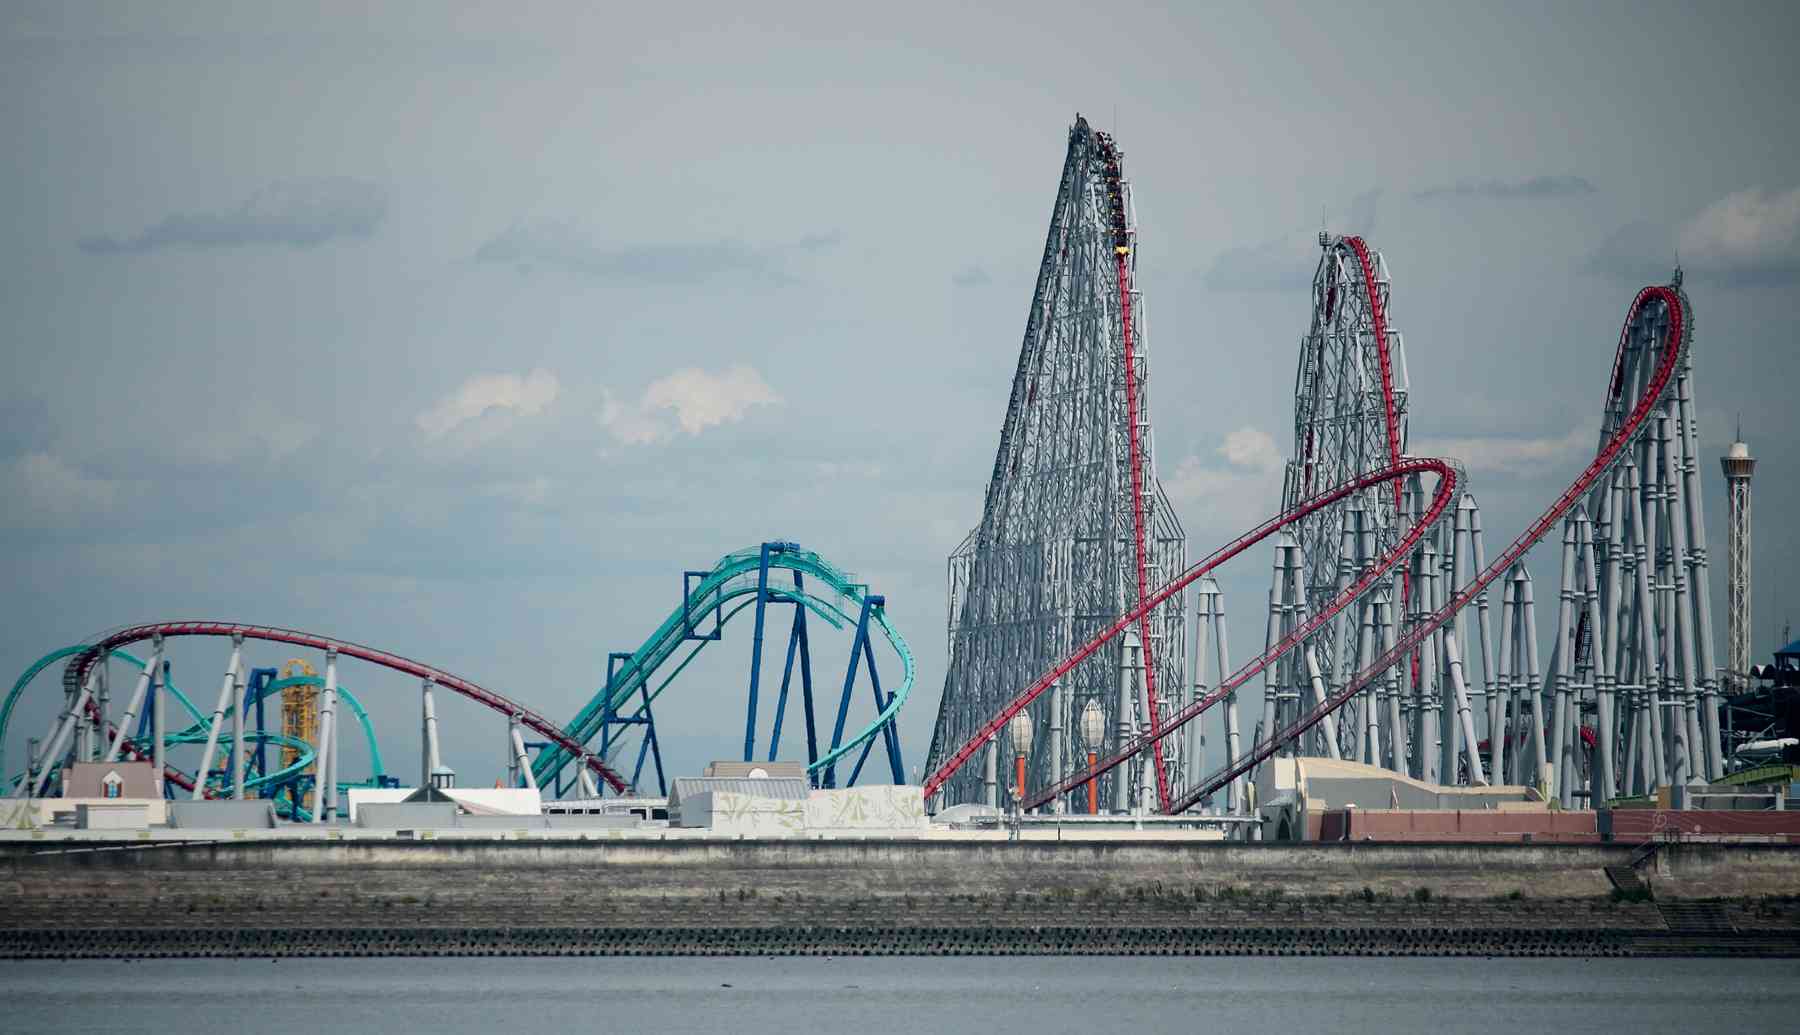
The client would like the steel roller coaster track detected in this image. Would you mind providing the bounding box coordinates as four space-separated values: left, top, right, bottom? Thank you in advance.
61 623 631 794
2 648 380 803
535 543 913 790
927 282 1689 813
9 544 911 801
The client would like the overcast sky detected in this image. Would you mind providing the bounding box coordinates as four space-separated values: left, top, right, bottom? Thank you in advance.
4 2 1797 791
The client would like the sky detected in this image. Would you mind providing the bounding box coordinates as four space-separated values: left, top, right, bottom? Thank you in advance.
4 1 1798 793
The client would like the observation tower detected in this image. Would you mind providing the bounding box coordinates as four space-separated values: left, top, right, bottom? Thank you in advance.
1722 433 1756 695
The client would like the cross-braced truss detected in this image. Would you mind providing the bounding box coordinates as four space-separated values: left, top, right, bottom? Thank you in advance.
925 117 1187 812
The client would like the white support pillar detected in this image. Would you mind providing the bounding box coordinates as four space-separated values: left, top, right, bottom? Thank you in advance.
231 663 247 800
1329 497 1365 763
1207 582 1244 815
193 636 243 800
24 738 39 803
1191 591 1213 805
1551 518 1579 806
1578 509 1618 805
152 656 166 798
1445 635 1485 785
1520 570 1546 796
982 734 998 809
314 647 338 823
105 641 161 764
1468 497 1500 785
1416 517 1442 784
507 714 521 789
510 719 539 793
1659 409 1699 789
1379 594 1406 772
31 672 95 798
1360 592 1382 769
422 677 448 788
1303 648 1339 760
421 677 434 789
1117 629 1140 813
92 658 109 762
1493 572 1516 784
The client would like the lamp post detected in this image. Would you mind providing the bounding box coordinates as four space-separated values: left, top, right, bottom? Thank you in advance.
1007 711 1034 809
1079 700 1106 815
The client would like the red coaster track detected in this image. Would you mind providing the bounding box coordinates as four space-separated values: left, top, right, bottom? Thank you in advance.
72 622 629 793
926 284 1687 813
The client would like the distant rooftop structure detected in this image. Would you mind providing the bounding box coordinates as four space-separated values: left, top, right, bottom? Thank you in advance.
702 760 807 780
669 776 810 812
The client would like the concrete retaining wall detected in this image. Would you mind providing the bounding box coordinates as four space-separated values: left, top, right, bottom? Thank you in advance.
5 838 1798 958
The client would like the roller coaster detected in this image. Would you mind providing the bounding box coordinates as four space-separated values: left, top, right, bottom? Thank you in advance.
3 542 911 809
4 116 1732 829
925 116 1719 820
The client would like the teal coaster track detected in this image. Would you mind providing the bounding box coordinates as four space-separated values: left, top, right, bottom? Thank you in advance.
535 541 914 794
6 541 912 802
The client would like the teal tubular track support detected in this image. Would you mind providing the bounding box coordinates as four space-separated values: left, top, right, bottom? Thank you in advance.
825 596 875 788
535 541 915 793
768 570 812 765
744 541 776 762
846 619 905 787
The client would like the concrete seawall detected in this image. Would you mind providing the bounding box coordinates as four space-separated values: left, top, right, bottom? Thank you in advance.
6 839 1798 958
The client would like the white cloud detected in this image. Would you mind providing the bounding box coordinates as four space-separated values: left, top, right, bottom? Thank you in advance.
1676 185 1800 281
1590 184 1800 285
1163 425 1290 536
600 364 782 445
416 369 559 439
1411 421 1597 476
1219 426 1283 472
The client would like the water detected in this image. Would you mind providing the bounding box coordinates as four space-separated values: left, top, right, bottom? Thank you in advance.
3 956 1793 1033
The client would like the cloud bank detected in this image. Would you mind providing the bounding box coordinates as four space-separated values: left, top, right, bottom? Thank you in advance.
1414 175 1597 201
1589 184 1800 285
1676 185 1800 282
1411 422 1597 477
476 224 838 285
80 178 387 254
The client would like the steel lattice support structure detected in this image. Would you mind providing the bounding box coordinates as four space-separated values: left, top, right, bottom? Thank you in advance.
1265 235 1411 770
925 116 1187 814
922 126 1726 815
1252 246 1727 805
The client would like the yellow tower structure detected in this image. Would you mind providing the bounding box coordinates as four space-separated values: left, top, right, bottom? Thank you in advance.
279 659 320 809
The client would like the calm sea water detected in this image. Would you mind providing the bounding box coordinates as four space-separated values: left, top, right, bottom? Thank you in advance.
3 956 1793 1033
